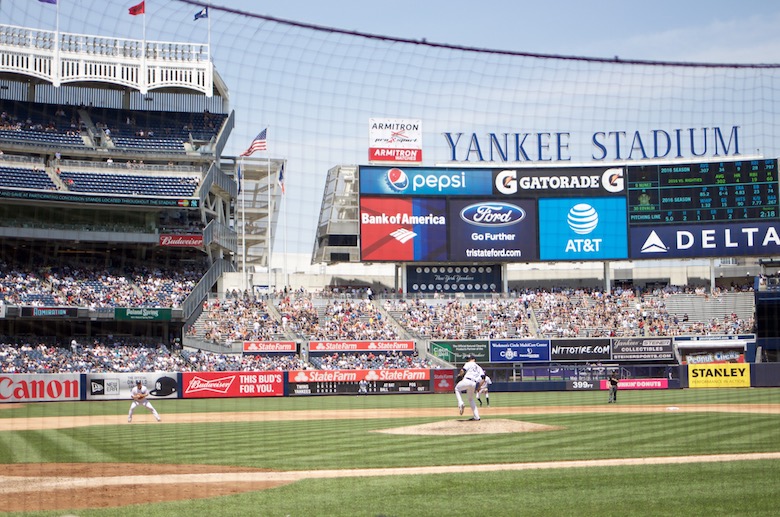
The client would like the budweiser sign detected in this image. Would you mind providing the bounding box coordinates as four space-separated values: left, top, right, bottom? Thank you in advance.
185 375 235 394
159 234 203 247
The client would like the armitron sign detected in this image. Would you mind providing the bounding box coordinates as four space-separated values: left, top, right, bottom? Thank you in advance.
159 234 203 247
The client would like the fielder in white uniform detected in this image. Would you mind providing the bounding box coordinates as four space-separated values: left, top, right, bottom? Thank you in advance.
455 355 483 421
476 374 492 406
128 380 161 423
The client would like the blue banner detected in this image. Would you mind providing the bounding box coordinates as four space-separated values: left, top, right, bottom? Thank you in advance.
489 339 551 362
629 221 780 259
359 166 495 196
539 197 628 260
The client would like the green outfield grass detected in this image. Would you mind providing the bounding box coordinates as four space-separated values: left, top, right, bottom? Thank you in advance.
1 388 779 516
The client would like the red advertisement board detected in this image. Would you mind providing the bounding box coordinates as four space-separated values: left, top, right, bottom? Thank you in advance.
181 371 284 398
243 341 297 353
599 378 669 390
369 148 422 163
308 340 415 352
288 369 430 383
433 369 457 393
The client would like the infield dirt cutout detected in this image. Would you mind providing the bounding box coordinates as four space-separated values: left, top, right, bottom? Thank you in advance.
1 404 779 512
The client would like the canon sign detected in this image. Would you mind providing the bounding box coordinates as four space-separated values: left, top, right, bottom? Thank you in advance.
0 375 80 401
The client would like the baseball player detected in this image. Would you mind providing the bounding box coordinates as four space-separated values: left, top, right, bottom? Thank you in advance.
454 354 483 421
476 373 492 406
128 380 161 423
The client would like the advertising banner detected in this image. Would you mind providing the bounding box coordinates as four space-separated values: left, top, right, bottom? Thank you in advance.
429 340 489 363
243 341 297 354
114 308 172 321
489 339 551 362
288 369 431 395
406 265 502 294
630 221 780 259
20 307 78 318
611 337 674 361
308 340 415 352
433 369 457 393
159 234 204 247
85 373 179 400
550 339 611 361
359 166 494 196
368 118 423 164
0 374 81 402
539 197 628 260
492 166 626 197
181 371 284 398
598 378 669 390
360 196 447 262
688 364 751 388
448 198 538 262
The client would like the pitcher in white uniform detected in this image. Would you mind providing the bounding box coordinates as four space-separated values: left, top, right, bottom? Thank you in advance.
454 355 483 421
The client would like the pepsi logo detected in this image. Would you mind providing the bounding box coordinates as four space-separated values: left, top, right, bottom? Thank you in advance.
386 168 409 191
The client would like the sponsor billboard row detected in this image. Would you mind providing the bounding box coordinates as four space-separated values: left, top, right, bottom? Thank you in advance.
359 160 780 263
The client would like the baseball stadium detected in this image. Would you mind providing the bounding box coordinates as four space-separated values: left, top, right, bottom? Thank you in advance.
1 1 780 516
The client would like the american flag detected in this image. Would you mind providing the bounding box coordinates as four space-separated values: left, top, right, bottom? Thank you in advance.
240 129 267 156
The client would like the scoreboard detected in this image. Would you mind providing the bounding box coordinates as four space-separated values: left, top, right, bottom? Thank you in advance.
627 159 778 225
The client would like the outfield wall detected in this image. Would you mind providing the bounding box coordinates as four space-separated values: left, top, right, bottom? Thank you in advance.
2 364 780 403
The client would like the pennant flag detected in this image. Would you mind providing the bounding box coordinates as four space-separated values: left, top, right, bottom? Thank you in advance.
278 163 285 195
194 7 208 20
129 1 145 15
38 0 57 4
236 165 242 194
240 128 267 157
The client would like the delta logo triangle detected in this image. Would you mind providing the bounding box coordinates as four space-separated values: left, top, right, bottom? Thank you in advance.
640 231 668 253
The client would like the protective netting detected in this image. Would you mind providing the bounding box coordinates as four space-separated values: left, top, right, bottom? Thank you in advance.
4 1 780 261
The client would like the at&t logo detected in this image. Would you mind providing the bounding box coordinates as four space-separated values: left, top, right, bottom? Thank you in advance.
566 203 602 253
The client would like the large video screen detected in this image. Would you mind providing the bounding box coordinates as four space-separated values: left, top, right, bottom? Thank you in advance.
358 159 779 263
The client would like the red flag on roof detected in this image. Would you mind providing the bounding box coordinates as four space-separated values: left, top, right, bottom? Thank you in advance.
129 1 145 15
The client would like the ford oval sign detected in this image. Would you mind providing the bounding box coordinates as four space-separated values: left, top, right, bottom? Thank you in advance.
459 202 526 227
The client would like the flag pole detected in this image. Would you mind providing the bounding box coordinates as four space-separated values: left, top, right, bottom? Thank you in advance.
267 151 272 296
240 158 247 291
283 160 288 290
207 2 212 60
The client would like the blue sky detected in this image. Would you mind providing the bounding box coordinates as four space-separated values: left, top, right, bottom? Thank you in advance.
3 1 780 259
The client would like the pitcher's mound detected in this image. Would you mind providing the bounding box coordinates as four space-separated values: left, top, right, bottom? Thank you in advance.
376 419 564 435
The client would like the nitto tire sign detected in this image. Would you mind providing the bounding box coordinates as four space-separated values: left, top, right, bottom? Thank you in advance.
550 339 611 361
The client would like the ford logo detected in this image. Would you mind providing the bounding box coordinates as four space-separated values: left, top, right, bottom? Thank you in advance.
459 202 526 227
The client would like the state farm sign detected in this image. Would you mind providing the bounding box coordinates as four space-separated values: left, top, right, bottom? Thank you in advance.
159 234 203 247
0 374 81 402
308 340 415 351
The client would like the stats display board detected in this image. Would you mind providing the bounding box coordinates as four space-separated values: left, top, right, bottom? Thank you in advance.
627 160 777 225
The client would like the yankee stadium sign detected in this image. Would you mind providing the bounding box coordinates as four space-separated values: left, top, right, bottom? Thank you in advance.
442 126 739 162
